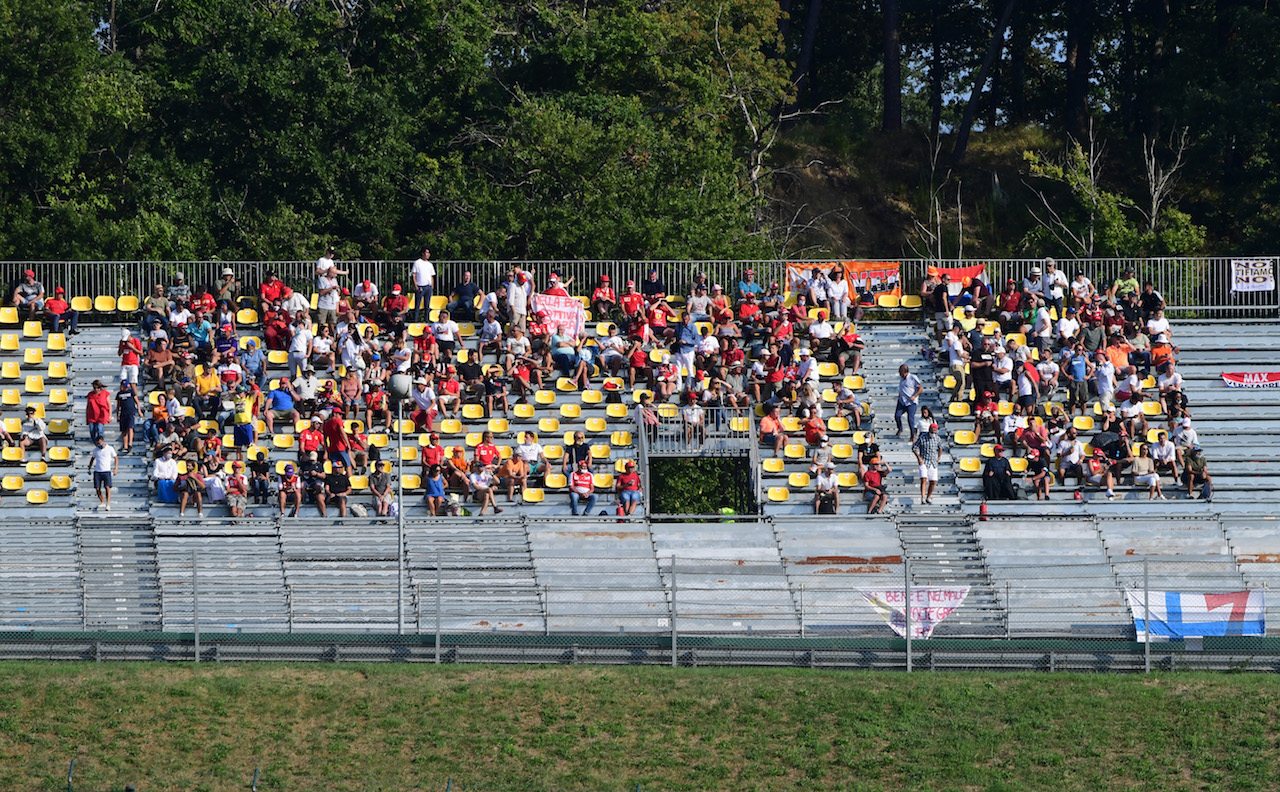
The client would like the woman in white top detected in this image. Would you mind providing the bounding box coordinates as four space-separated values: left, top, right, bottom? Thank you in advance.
827 269 850 321
432 310 461 356
310 324 335 371
515 432 547 478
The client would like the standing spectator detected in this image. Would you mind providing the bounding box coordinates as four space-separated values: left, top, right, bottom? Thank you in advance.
116 381 142 455
89 434 119 512
894 365 923 441
43 287 78 335
321 408 352 470
982 444 1017 500
12 269 45 321
568 459 598 515
912 422 942 504
316 264 341 328
86 380 112 444
288 315 314 379
118 330 142 384
411 247 435 323
1040 258 1068 316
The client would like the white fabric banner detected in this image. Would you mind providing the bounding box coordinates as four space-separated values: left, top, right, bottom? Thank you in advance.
861 587 970 639
1231 259 1275 293
533 293 587 338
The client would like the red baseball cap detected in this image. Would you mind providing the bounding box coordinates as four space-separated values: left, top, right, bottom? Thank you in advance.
55 286 64 293
392 284 402 293
24 269 34 277
362 280 372 290
601 275 610 281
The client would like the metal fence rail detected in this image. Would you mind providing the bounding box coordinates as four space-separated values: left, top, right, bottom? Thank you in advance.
5 257 1277 317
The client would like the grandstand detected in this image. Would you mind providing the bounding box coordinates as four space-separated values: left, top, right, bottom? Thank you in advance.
2 258 1279 662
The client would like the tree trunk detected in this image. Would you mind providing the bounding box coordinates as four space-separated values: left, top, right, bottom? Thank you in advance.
1064 0 1095 141
1007 4 1030 124
930 3 942 138
882 0 901 132
793 0 823 103
952 0 1018 164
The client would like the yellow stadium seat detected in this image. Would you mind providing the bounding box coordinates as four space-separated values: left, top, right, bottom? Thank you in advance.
1009 457 1029 473
555 377 577 392
980 443 997 458
631 389 654 403
852 431 871 445
439 419 463 435
1147 429 1164 443
367 433 389 448
457 323 476 338
522 487 545 503
488 417 510 433
1142 401 1162 417
901 295 923 309
544 445 564 461
1142 375 1157 389
832 443 853 459
836 472 858 487
26 403 45 419
0 307 15 324
657 403 678 419
239 336 262 351
581 389 603 405
1006 333 1026 347
954 430 977 445
534 390 556 405
788 472 811 488
648 348 665 363
70 296 92 312
607 403 630 419
1073 416 1095 431
349 475 369 491
997 401 1014 416
267 350 289 365
395 418 417 434
461 404 485 420
949 402 971 417
45 333 66 352
0 361 18 379
589 444 610 460
537 418 560 435
767 486 791 502
614 459 634 473
117 295 140 312
822 389 837 403
730 416 750 432
429 295 448 310
47 361 67 380
344 419 365 434
592 473 614 489
48 447 70 462
825 416 848 433
272 434 295 450
560 403 582 419
24 375 43 393
982 321 1000 336
1 475 23 491
610 430 633 447
49 388 69 404
762 457 785 473
1 389 16 405
1 446 21 461
844 375 866 391
237 308 260 325
817 362 839 378
465 432 482 447
784 444 806 459
50 475 71 491
942 375 957 390
397 446 417 462
26 490 48 504
400 474 422 490
878 294 901 309
513 403 536 419
585 417 607 433
780 416 802 432
0 334 17 352
221 434 236 449
544 472 567 490
94 296 116 312
959 457 981 473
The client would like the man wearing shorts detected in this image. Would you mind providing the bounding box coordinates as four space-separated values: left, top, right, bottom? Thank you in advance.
90 434 119 512
911 422 942 504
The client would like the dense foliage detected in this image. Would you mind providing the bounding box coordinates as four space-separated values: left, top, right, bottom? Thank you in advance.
2 0 1279 260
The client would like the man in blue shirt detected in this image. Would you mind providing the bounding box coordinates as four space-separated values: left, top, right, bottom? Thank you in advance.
240 339 267 389
1063 343 1094 416
674 313 701 390
737 269 762 302
263 379 300 435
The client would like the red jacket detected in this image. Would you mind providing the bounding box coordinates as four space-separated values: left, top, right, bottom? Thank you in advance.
86 389 111 425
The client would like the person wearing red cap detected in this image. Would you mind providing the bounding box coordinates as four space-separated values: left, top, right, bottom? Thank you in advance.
619 281 644 316
737 268 762 303
591 275 616 319
982 444 1017 501
615 459 642 516
381 283 408 334
352 279 379 316
43 286 78 335
13 269 45 321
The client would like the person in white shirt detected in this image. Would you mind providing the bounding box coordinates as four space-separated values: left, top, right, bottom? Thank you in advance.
316 247 335 275
807 314 834 348
1157 362 1184 415
686 286 712 320
795 348 820 386
1041 258 1068 315
432 311 461 357
411 247 436 323
281 288 310 317
288 317 314 379
992 346 1014 399
1055 428 1085 486
827 269 850 320
515 432 548 478
945 329 967 400
1093 353 1116 406
153 451 179 482
1172 416 1198 464
168 305 193 328
89 434 119 511
1056 307 1080 345
813 461 840 513
1146 308 1171 340
1151 431 1178 477
1023 266 1044 298
316 266 340 327
1032 303 1053 354
1071 272 1096 306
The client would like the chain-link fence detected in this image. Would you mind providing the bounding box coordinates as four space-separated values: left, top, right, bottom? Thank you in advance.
4 522 1278 671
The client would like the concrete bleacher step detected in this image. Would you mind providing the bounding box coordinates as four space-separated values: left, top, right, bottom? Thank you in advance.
78 517 161 630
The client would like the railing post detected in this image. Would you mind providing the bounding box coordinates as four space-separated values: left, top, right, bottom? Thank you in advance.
191 549 200 664
435 552 442 665
670 556 678 668
1144 558 1151 674
799 583 805 639
904 557 912 674
544 584 551 636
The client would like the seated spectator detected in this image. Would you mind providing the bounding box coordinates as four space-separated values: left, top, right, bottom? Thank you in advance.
567 459 598 516
1182 445 1211 500
448 271 481 321
862 460 889 514
982 444 1017 500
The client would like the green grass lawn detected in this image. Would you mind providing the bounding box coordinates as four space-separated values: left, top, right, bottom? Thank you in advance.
1 663 1278 791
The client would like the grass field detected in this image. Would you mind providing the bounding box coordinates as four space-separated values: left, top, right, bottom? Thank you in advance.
1 663 1278 791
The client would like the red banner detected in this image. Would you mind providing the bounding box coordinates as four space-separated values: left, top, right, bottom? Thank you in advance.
785 261 902 299
1222 372 1280 388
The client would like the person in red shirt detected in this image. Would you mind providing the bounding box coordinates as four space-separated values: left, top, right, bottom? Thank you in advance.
382 284 409 332
619 282 644 316
647 301 676 342
591 275 616 318
322 408 352 470
86 380 112 444
263 301 292 350
364 383 391 430
258 272 286 311
43 286 78 335
118 330 142 383
190 286 216 315
420 433 445 478
542 273 571 297
298 417 325 461
802 411 827 445
615 459 642 516
568 459 598 516
436 369 461 418
474 431 501 467
863 461 889 514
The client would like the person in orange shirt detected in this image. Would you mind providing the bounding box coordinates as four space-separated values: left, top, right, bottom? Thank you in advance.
1104 333 1133 372
759 404 789 457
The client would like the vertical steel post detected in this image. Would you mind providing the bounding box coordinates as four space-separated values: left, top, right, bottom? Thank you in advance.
192 549 200 664
670 556 678 668
904 557 912 673
397 402 405 635
799 583 805 639
435 552 442 664
1144 558 1151 674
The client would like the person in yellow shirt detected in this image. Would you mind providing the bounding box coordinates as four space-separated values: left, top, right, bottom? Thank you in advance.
194 366 222 422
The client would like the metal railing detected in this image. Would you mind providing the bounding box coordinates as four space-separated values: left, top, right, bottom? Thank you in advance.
638 404 755 457
5 257 1277 318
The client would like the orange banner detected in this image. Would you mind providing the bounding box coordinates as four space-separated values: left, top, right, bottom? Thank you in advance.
844 260 901 298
